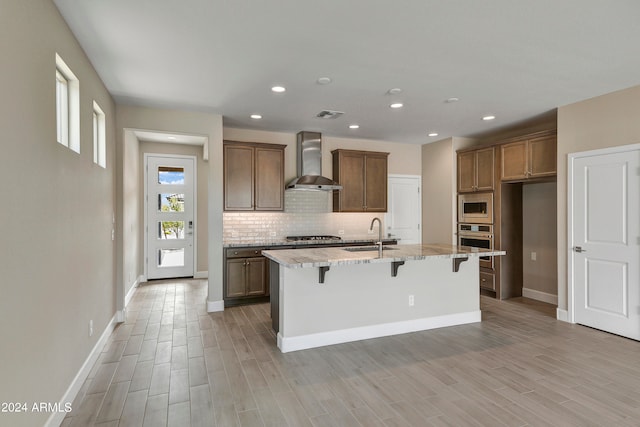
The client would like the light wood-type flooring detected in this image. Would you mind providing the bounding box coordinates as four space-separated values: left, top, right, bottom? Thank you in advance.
63 279 640 426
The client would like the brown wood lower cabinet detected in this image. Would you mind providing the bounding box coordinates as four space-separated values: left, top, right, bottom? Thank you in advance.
224 247 269 307
479 270 496 292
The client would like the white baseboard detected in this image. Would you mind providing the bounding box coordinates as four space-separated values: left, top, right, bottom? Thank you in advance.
556 308 570 322
277 310 481 353
124 275 143 308
207 299 224 312
522 287 558 305
45 312 120 427
194 270 208 279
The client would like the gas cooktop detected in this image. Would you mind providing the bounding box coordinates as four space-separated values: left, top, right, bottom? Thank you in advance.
285 235 342 241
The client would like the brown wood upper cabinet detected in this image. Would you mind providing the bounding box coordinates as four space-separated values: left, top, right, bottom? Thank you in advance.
224 141 286 211
332 149 389 212
500 132 557 181
457 146 495 193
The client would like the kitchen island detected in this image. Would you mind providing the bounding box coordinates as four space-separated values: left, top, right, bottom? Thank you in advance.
263 243 505 353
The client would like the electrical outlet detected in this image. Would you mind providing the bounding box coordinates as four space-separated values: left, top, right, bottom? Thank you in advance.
89 320 94 337
531 252 537 261
338 229 345 235
408 295 415 306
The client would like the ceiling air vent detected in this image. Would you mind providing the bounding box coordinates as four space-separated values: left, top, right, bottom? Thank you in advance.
316 110 344 119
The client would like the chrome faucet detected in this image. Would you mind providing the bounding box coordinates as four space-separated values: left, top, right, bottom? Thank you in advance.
370 217 383 256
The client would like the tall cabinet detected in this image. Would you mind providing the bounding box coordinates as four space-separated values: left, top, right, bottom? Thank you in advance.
457 130 557 300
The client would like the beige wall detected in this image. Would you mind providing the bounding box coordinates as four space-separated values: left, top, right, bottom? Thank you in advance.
116 106 224 306
421 137 475 244
139 142 209 273
557 84 640 311
522 182 557 296
0 2 116 426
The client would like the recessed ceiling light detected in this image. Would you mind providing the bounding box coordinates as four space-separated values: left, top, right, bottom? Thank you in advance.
390 103 404 109
349 124 360 129
250 114 262 119
388 88 402 95
317 77 332 85
482 115 496 121
428 132 439 137
445 97 460 103
271 86 286 93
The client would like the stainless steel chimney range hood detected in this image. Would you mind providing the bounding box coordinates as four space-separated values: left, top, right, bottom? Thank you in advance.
286 131 342 191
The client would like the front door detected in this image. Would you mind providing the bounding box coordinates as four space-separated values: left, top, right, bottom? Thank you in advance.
570 145 640 340
146 155 195 279
385 175 421 244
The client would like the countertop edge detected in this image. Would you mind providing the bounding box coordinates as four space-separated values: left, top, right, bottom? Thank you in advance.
262 244 506 269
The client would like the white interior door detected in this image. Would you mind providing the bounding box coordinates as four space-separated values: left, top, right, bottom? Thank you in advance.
146 155 195 279
385 175 421 244
570 146 640 340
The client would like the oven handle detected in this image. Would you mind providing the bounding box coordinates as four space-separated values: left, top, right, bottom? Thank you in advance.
459 233 493 238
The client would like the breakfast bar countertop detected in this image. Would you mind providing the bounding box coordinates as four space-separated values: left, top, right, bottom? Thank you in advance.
262 243 505 268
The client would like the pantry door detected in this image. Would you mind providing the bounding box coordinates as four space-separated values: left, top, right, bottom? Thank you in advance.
385 175 422 244
145 155 196 279
569 144 640 340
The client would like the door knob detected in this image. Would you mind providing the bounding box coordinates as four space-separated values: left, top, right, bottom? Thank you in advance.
574 246 586 253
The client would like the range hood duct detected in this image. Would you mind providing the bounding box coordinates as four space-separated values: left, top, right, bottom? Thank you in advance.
286 131 342 191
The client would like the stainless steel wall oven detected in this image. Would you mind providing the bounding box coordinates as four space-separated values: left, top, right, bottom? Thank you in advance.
458 223 494 269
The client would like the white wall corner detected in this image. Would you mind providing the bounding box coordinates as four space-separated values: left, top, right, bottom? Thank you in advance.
194 271 208 279
44 313 119 427
207 299 224 312
556 308 570 322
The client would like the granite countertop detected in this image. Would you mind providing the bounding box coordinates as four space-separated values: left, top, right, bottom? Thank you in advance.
262 243 506 268
223 237 397 248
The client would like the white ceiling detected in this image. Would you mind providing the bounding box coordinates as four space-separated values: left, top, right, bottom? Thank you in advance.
53 0 640 144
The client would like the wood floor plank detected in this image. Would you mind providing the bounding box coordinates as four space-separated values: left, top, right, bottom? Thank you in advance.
172 327 187 347
87 362 118 395
142 393 168 427
118 389 147 427
68 392 105 427
95 381 130 423
170 344 188 371
251 387 289 427
190 383 215 427
237 409 265 427
112 354 138 383
168 368 190 404
137 339 157 362
148 363 171 396
129 360 154 392
167 401 191 427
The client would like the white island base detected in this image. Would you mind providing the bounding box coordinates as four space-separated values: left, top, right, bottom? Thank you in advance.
267 249 485 353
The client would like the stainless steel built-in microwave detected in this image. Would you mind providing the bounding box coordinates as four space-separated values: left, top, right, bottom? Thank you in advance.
458 192 493 224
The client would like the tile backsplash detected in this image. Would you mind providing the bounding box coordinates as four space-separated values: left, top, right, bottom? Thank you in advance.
223 190 384 244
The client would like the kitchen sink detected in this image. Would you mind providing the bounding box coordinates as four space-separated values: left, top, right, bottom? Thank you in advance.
343 246 397 252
